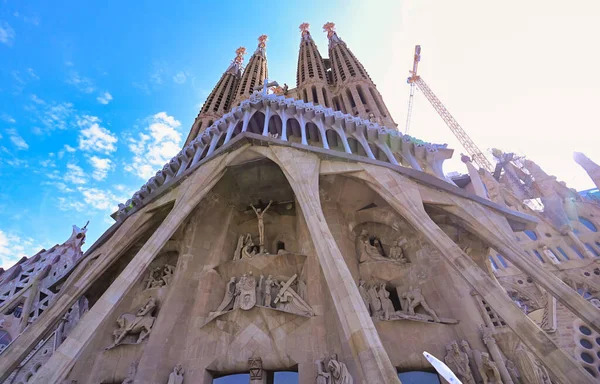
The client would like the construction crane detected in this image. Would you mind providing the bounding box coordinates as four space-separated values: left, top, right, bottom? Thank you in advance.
405 45 495 173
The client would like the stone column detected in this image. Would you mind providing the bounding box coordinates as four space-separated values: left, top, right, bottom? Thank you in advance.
28 151 238 384
355 164 596 384
461 155 488 199
0 201 158 383
574 152 600 190
482 327 514 384
249 358 267 384
566 229 596 259
255 146 400 384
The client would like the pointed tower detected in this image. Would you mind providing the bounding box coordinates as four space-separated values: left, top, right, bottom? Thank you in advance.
574 152 600 190
184 47 246 146
296 23 331 108
231 35 269 107
323 22 396 127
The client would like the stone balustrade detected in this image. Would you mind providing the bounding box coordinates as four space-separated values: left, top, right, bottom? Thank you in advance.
114 93 454 221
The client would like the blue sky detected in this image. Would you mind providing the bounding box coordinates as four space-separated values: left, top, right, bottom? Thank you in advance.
1 0 599 269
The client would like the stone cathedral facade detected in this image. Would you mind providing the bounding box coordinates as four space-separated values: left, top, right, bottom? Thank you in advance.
1 22 600 384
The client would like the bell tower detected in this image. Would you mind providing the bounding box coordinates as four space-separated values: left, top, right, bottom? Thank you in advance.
295 23 331 108
323 22 396 127
185 47 246 145
232 35 269 107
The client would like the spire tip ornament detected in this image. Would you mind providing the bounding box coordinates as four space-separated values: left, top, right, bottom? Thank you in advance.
323 22 336 38
257 34 268 49
234 47 247 64
299 22 310 36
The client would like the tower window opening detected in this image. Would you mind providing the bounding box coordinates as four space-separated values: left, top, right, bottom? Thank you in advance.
579 217 598 232
339 48 356 77
307 50 314 78
369 87 387 118
346 89 356 108
333 49 345 81
303 89 308 103
357 85 367 104
311 86 319 104
322 88 330 108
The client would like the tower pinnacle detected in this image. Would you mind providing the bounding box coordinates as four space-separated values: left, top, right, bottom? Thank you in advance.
232 35 269 106
184 47 246 145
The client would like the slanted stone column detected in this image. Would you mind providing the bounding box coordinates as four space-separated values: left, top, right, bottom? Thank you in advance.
574 152 600 190
254 146 400 384
482 327 514 384
355 164 596 384
461 155 488 199
28 151 238 384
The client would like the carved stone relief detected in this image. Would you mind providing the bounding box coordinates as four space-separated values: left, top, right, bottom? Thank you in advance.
106 297 157 350
355 230 410 265
208 272 313 321
359 281 457 324
142 264 175 290
444 341 476 384
167 364 184 384
316 354 353 384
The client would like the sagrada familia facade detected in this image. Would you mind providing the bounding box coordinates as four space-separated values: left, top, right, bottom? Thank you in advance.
0 22 599 384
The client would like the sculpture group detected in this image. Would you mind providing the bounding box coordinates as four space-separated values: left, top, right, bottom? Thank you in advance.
107 297 157 350
143 264 175 290
356 230 409 264
210 272 313 319
358 280 454 324
316 354 353 384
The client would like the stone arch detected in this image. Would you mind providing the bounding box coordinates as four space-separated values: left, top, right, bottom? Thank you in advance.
286 118 302 144
247 111 265 135
230 121 243 140
268 114 283 137
325 129 345 152
347 137 367 157
214 132 226 151
305 122 323 147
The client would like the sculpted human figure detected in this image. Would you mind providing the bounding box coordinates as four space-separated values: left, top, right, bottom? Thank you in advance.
515 343 551 384
404 286 440 322
378 282 395 320
316 359 331 384
167 364 184 384
389 238 409 263
264 275 274 307
108 297 157 349
367 283 382 317
358 280 370 314
161 264 174 286
327 353 353 384
250 200 273 253
234 274 247 309
480 352 503 384
444 341 475 384
122 362 137 384
356 230 386 263
214 277 236 313
257 275 265 306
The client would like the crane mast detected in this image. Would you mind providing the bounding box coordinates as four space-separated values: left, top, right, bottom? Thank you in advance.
406 45 495 173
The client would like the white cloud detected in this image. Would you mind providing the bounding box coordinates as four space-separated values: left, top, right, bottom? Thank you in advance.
77 115 118 154
57 197 86 212
173 71 187 84
64 144 76 153
26 68 39 80
88 156 113 180
0 114 16 123
77 187 121 211
64 163 87 184
0 21 15 46
125 112 182 179
40 158 56 167
44 181 73 192
30 94 45 104
6 128 28 150
97 91 113 105
66 71 95 93
0 230 42 268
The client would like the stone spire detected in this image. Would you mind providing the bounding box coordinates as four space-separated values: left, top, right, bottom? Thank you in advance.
574 152 600 190
231 35 269 107
184 47 246 146
296 23 331 108
322 22 396 127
